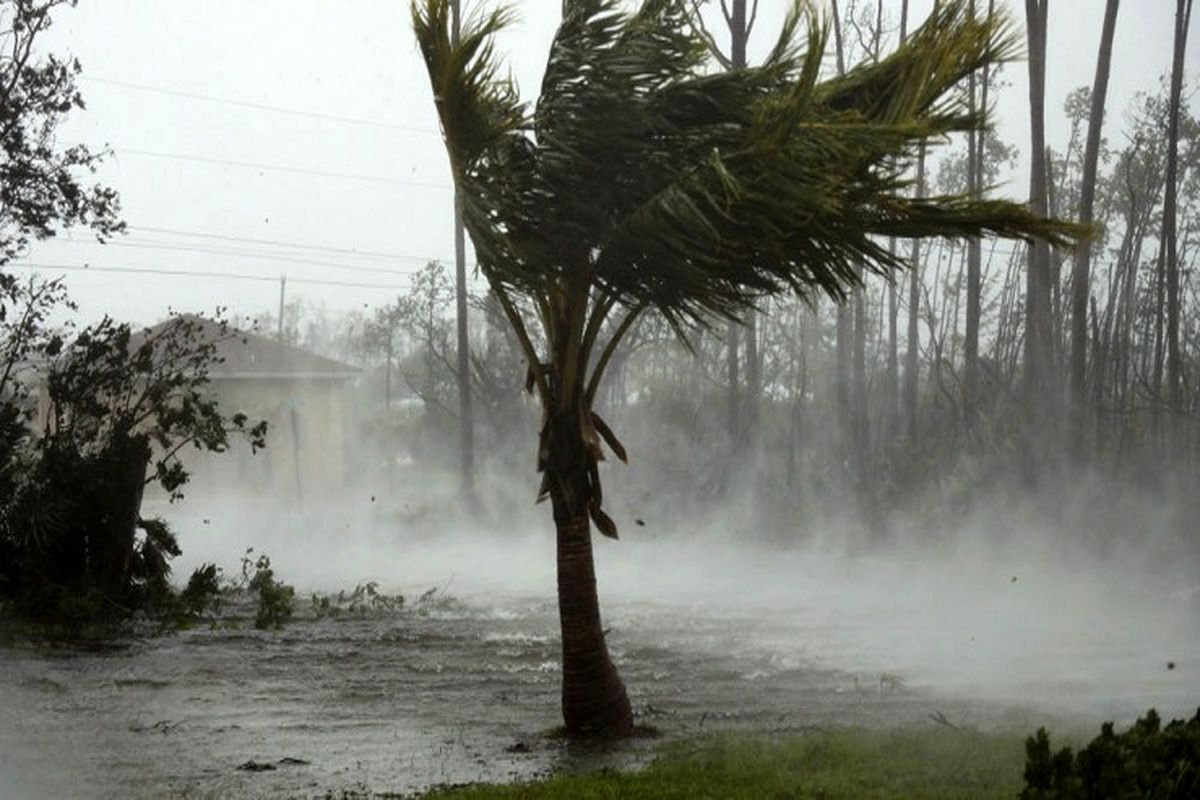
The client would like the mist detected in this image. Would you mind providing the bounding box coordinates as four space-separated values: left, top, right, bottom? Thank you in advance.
159 451 1199 724
4 0 1200 797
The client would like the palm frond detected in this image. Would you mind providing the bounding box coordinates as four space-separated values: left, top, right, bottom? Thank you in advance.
412 0 1088 329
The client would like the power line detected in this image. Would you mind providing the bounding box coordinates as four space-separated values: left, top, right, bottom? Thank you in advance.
50 236 425 277
126 224 447 263
83 75 440 136
11 262 413 290
115 147 453 190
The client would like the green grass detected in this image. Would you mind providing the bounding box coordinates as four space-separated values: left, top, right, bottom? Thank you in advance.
422 727 1027 799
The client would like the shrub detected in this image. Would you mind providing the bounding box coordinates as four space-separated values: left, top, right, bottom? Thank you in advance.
311 581 405 618
1 305 266 623
179 563 223 618
241 550 295 630
1021 708 1200 799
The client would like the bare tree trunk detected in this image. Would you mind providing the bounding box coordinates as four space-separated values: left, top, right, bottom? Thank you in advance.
1068 0 1119 459
1024 0 1054 447
1154 241 1167 399
964 4 981 426
723 0 751 448
899 0 928 441
731 0 760 444
905 146 925 440
853 286 868 479
727 326 740 442
878 0 894 449
385 331 394 408
886 248 899 442
746 313 760 438
830 0 857 467
1164 0 1193 415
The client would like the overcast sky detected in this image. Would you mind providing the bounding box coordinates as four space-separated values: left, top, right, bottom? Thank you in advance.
22 0 1200 330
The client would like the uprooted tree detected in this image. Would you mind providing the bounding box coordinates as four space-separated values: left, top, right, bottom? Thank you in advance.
413 0 1085 738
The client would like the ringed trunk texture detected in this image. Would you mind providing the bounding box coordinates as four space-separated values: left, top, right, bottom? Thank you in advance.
546 410 633 738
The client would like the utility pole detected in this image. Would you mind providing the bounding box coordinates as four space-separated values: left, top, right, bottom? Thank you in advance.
452 0 475 492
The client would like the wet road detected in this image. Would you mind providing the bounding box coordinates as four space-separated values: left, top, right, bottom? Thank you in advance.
3 521 1197 798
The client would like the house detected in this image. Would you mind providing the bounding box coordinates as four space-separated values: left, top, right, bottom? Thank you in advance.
147 315 361 500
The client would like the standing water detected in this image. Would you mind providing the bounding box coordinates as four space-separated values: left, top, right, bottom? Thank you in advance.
2 498 1197 798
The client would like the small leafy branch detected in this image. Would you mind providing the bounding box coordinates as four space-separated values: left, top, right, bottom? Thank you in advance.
311 581 405 618
237 549 295 630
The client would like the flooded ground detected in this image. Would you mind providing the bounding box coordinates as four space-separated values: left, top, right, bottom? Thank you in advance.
2 499 1198 798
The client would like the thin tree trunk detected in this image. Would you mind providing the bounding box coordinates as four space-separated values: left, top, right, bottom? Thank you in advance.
746 312 760 439
724 0 751 448
905 145 925 439
885 0 908 444
1154 241 1166 398
1024 0 1053 446
853 285 868 479
877 0 892 452
385 332 393 408
964 6 981 425
886 245 899 442
831 0 856 466
1164 0 1193 415
1068 0 1119 458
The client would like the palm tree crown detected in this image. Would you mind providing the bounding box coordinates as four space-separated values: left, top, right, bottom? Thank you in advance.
415 0 1080 397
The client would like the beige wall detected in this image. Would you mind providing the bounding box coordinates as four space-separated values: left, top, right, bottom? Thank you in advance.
178 377 354 501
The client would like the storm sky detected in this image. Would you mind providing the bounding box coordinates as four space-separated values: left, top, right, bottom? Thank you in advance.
22 0 1198 328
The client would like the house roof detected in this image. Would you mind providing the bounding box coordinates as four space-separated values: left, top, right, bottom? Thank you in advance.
141 315 360 380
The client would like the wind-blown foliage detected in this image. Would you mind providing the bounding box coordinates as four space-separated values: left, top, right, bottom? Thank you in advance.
412 0 1085 737
414 0 1084 524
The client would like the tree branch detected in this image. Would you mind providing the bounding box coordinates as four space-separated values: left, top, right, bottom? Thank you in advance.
687 0 732 68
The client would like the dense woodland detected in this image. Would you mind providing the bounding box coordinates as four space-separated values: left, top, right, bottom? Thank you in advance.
261 1 1200 543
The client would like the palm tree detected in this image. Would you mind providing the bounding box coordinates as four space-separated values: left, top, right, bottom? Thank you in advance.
412 0 1083 738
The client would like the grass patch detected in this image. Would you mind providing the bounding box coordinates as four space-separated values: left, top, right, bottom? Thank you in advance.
422 727 1026 799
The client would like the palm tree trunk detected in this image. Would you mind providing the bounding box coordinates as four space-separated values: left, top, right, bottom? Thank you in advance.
545 408 633 738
